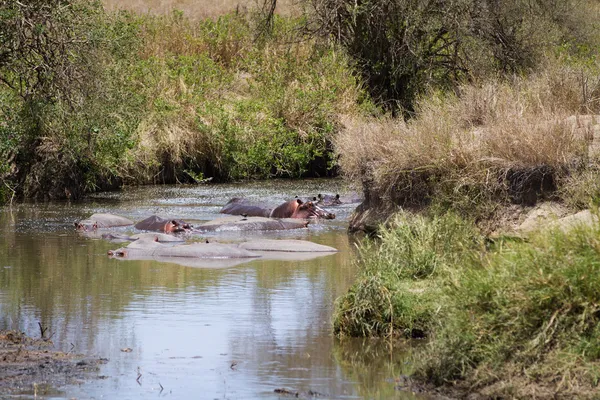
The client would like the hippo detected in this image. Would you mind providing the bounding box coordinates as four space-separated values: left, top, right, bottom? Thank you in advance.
101 232 186 243
270 199 335 219
108 239 260 260
134 215 192 233
220 198 335 220
238 239 338 253
316 193 342 206
194 216 309 232
108 238 338 268
75 213 134 231
219 198 271 218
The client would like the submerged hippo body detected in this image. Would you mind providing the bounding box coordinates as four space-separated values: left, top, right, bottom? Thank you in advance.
239 239 338 253
195 216 309 232
101 232 185 243
134 215 192 233
220 198 335 220
108 239 260 260
219 198 271 218
75 213 134 231
108 238 337 267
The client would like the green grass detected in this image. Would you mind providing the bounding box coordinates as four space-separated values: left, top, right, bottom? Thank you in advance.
334 212 483 338
334 211 600 397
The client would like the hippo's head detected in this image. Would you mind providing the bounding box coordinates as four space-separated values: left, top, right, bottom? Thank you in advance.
164 220 192 233
74 221 98 231
270 199 335 219
294 201 336 219
107 248 127 257
317 193 341 206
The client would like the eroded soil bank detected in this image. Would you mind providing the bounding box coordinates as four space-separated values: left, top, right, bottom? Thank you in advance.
0 330 107 396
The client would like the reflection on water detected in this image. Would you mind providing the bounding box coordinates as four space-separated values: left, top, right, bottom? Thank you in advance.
0 180 425 399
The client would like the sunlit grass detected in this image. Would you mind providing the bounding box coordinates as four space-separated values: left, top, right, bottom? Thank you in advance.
334 210 600 397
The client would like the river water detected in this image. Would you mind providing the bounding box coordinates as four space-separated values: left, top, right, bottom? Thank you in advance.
0 180 422 399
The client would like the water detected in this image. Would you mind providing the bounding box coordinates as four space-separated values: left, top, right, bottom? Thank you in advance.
0 180 422 399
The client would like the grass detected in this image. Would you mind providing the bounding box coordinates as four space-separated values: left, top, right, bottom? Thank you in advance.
125 12 364 182
334 212 483 338
102 0 299 18
334 210 600 398
334 62 600 220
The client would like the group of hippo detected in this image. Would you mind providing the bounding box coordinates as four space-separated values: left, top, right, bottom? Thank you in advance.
75 195 354 268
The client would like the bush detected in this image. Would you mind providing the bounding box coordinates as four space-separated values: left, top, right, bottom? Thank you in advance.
307 0 600 113
334 64 600 221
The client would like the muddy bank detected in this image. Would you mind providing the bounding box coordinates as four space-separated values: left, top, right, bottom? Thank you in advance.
348 167 581 235
0 330 107 396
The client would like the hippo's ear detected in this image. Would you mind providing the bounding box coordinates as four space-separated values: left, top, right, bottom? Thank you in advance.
335 194 340 199
318 194 323 200
296 199 302 205
74 222 79 229
312 197 317 201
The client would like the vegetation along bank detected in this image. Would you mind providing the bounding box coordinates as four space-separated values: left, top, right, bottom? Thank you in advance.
328 0 600 398
0 0 365 202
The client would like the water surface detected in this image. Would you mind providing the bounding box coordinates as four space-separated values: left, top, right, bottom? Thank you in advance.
0 180 421 399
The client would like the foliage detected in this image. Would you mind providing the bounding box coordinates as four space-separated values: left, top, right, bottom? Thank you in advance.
334 210 600 396
306 0 600 113
335 63 600 224
334 212 482 338
0 2 364 200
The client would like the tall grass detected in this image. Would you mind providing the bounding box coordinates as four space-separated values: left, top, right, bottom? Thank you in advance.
335 211 600 397
418 222 600 397
102 0 299 19
335 63 600 218
124 12 364 183
334 212 483 338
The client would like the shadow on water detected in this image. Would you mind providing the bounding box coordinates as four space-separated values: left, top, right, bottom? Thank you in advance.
0 180 429 399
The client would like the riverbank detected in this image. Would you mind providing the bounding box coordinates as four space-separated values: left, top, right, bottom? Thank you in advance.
0 2 365 202
0 330 107 396
333 72 600 397
336 209 600 398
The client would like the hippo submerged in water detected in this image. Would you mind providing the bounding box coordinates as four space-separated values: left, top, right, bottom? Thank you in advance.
74 213 134 231
194 216 309 232
108 238 337 268
315 193 341 206
220 198 335 219
134 215 193 233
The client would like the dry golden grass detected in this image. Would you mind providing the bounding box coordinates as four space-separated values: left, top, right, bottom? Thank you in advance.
102 0 298 18
335 63 598 208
